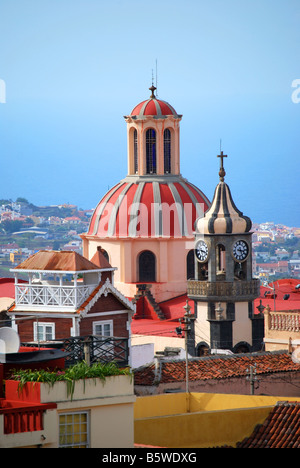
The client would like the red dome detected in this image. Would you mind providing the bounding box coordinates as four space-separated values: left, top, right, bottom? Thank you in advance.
130 87 179 118
87 178 210 238
130 98 179 118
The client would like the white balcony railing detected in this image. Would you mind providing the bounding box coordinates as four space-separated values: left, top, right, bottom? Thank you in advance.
15 283 97 310
269 310 300 333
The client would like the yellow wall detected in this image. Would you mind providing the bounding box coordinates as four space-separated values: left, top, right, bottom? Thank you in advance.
134 392 300 448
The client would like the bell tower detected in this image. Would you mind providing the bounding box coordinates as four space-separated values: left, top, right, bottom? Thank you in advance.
187 152 261 355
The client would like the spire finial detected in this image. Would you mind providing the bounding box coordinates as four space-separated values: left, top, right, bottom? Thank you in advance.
217 150 227 181
149 84 156 99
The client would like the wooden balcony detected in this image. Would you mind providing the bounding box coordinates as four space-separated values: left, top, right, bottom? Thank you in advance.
15 283 97 311
187 278 260 301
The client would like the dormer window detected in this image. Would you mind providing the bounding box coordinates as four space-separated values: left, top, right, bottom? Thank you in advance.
146 129 156 174
164 128 171 174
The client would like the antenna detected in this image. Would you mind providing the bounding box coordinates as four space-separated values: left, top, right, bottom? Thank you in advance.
156 59 158 96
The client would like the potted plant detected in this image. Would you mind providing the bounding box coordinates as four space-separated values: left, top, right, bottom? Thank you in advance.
6 361 132 402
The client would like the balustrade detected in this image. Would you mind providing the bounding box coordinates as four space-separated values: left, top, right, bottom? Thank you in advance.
187 279 260 299
269 310 300 333
15 283 96 309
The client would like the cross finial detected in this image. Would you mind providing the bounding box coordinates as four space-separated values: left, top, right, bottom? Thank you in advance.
217 150 227 181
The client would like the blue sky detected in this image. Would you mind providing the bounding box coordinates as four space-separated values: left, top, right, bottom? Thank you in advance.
0 0 299 226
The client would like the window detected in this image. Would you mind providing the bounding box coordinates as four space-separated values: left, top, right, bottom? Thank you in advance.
186 250 195 280
93 320 113 337
164 128 171 173
138 250 156 282
134 129 138 173
216 244 226 272
146 129 156 174
59 412 89 448
34 322 55 342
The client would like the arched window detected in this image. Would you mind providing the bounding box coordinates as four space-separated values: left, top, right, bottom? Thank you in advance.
134 129 138 173
164 128 171 173
216 244 226 272
138 250 156 282
146 129 156 174
186 250 195 280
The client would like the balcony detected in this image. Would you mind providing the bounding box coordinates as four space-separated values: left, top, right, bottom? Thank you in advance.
187 279 260 301
264 307 300 352
0 401 56 435
15 283 97 311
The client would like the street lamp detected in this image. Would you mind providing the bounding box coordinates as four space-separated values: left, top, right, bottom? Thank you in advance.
182 300 192 395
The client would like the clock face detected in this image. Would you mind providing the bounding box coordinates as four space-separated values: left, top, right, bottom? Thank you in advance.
232 240 249 261
195 240 209 262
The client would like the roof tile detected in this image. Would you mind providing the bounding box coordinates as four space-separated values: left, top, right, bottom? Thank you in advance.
237 401 300 448
134 352 300 386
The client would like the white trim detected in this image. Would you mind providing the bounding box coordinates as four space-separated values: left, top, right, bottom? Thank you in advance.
10 268 104 275
264 338 300 345
10 312 79 319
34 321 55 341
80 278 135 317
92 319 113 337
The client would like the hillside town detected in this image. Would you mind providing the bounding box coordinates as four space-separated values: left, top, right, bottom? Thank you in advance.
0 198 92 277
1 198 299 282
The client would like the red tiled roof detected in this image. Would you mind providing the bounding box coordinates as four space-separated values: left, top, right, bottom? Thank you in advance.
134 352 300 386
90 247 113 269
236 401 300 448
254 278 300 313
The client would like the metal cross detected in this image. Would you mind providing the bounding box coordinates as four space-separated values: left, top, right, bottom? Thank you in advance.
217 151 227 181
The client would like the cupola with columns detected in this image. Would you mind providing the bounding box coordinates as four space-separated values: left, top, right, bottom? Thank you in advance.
125 85 182 177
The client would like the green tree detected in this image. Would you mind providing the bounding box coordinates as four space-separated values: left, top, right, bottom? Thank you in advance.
1 220 23 234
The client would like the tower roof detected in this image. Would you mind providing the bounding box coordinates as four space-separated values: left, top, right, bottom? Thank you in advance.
12 250 101 273
130 85 180 119
196 152 252 235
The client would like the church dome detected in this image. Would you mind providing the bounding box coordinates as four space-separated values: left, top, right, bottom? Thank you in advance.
88 177 210 238
130 85 180 119
196 152 252 235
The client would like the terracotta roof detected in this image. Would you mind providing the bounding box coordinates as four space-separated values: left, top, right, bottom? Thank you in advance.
134 352 300 386
12 250 101 272
90 247 113 269
236 401 300 448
